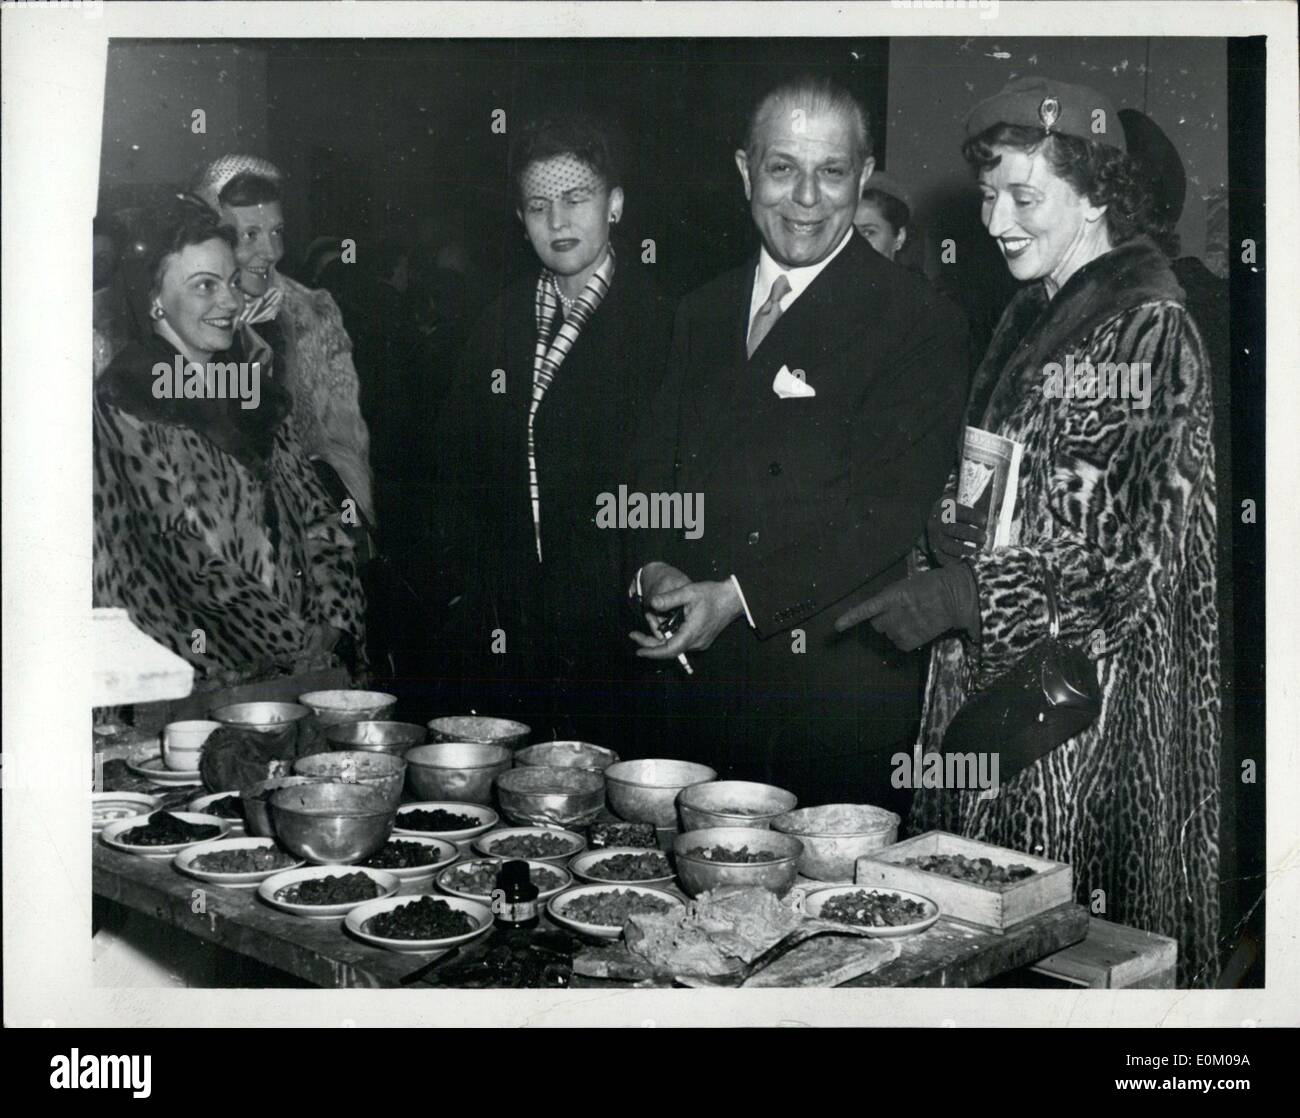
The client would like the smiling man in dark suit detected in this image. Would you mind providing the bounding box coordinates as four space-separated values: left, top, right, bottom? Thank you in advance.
628 76 970 811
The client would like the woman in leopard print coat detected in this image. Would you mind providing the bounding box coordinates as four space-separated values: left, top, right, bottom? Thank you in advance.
843 81 1221 986
93 196 365 687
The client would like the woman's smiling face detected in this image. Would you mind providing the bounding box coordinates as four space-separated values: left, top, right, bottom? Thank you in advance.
220 200 285 296
978 144 1098 286
154 238 242 360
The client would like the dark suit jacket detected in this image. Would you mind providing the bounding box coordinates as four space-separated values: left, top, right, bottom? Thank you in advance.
433 259 675 738
630 233 969 804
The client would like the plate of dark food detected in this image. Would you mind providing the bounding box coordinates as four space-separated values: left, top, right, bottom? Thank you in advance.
393 802 498 843
568 847 675 886
474 826 585 864
801 886 941 937
436 857 571 903
189 791 246 833
547 884 684 940
125 755 202 787
900 853 1038 888
100 810 228 856
345 894 493 955
92 792 157 833
360 836 459 882
258 865 400 917
174 837 304 886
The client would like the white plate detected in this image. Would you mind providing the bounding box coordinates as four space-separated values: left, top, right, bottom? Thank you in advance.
547 884 685 940
258 865 399 917
345 893 493 954
126 755 202 786
357 836 459 882
92 792 157 833
474 825 585 864
568 846 676 886
436 857 571 904
801 885 941 937
173 836 304 887
188 790 246 834
100 811 228 857
393 802 499 843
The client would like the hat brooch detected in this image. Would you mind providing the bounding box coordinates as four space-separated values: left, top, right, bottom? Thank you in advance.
1038 96 1061 133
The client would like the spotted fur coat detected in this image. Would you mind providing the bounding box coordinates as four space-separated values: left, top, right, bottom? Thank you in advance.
911 238 1221 987
93 338 366 686
276 273 376 526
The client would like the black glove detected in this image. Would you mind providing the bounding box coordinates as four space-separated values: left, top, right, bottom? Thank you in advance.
926 497 988 566
835 564 981 652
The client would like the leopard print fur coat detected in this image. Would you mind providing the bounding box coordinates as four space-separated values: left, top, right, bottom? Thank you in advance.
911 238 1221 987
93 337 366 687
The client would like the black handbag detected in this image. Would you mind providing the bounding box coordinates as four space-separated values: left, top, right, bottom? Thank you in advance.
940 556 1101 784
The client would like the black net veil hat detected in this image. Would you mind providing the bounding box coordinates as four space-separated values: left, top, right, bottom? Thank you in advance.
189 153 285 212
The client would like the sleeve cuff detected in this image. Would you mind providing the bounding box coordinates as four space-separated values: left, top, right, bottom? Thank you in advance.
731 574 756 629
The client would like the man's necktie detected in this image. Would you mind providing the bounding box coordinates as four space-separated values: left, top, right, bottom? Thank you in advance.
747 273 791 358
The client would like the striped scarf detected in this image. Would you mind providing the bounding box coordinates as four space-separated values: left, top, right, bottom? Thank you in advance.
528 245 615 561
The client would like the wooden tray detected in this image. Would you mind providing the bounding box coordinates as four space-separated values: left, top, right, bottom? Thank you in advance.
855 831 1072 933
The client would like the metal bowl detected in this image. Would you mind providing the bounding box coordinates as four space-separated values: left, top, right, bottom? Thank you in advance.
672 826 803 897
514 740 620 773
495 765 605 828
325 720 426 757
771 804 901 883
677 780 798 831
292 750 407 809
404 741 513 804
604 759 717 828
212 701 312 733
299 689 398 726
241 775 327 838
268 782 395 865
426 715 530 752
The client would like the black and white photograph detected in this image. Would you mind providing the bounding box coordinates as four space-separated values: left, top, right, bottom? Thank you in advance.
3 0 1297 1048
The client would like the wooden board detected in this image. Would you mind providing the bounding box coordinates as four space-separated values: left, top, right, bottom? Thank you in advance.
1030 917 1177 989
855 830 1072 933
742 934 900 988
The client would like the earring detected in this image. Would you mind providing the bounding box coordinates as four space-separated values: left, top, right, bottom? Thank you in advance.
150 305 166 320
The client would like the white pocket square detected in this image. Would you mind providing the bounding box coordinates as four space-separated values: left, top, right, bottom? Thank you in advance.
773 364 816 399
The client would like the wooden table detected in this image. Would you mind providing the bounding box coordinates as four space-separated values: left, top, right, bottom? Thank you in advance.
92 842 1087 989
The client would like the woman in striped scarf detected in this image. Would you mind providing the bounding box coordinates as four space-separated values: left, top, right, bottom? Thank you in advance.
432 111 675 745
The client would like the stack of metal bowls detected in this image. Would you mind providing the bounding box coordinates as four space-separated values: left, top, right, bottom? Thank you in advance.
426 715 530 753
495 765 605 828
603 758 717 828
269 782 395 864
299 689 398 726
514 740 619 773
404 741 513 804
325 720 426 758
291 750 407 809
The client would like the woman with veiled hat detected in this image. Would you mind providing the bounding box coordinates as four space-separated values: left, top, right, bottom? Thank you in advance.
190 154 376 529
836 77 1221 986
93 194 366 688
432 110 675 742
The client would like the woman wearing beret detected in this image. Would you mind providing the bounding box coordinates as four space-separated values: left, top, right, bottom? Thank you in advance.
190 155 377 529
854 171 912 263
838 78 1221 986
93 195 366 688
432 111 674 742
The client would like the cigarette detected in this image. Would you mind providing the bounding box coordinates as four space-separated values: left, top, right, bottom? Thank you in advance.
677 652 693 675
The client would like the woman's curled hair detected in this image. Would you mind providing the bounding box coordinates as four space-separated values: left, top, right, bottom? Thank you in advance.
510 111 623 207
859 188 911 235
963 124 1169 247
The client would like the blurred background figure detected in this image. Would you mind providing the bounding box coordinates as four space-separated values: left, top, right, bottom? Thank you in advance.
853 170 911 262
191 155 377 531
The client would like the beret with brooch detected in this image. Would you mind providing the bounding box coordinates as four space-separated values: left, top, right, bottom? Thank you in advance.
965 76 1125 152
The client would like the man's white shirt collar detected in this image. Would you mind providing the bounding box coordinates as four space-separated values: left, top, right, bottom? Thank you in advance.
749 227 855 327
